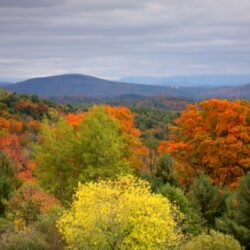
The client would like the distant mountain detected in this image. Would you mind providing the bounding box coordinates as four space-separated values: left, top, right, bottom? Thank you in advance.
2 74 201 98
201 83 250 99
0 82 11 86
2 74 250 100
120 75 250 87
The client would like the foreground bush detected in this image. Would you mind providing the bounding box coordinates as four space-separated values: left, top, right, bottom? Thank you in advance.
57 175 184 250
182 230 242 250
0 228 49 250
7 183 61 225
0 210 64 250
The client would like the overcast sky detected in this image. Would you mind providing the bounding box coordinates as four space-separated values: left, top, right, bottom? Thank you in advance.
0 0 250 81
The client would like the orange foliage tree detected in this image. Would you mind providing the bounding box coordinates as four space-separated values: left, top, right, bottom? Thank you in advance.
0 135 25 170
65 113 84 128
0 135 35 181
159 99 250 187
105 105 148 169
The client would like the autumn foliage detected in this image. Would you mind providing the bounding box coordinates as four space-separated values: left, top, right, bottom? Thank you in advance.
0 135 25 170
57 175 184 249
8 183 61 225
65 112 84 127
105 105 148 168
65 106 148 169
0 88 248 249
159 99 250 187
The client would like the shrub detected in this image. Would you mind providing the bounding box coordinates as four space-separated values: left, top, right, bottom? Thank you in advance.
182 230 242 250
7 183 61 225
57 175 184 250
0 227 49 250
35 209 65 250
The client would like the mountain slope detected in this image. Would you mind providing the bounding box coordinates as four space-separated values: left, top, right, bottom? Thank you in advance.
3 74 201 98
3 74 250 100
201 83 250 99
0 82 11 86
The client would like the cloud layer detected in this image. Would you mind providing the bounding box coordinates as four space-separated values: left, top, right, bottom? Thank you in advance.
0 0 249 80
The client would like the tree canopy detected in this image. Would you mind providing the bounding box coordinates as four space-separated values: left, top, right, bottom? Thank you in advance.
159 99 250 187
57 175 184 250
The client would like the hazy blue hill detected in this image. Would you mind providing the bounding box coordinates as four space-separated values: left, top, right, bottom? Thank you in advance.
0 82 11 86
2 74 250 100
3 74 200 98
201 83 250 99
120 74 250 87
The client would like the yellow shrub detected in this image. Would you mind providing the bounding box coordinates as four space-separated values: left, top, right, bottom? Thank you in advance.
57 175 184 250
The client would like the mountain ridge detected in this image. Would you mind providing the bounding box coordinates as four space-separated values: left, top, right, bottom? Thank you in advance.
2 74 198 98
120 74 250 87
2 74 250 100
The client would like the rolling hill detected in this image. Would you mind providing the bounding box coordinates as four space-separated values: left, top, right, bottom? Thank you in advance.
3 74 202 98
202 83 250 99
0 82 11 87
2 74 250 100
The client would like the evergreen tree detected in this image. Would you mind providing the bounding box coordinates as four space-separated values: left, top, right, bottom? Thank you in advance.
0 153 18 216
216 172 250 249
155 154 178 186
188 175 228 228
157 183 203 235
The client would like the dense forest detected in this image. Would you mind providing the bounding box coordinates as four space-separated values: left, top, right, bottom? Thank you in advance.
50 94 192 112
0 89 249 249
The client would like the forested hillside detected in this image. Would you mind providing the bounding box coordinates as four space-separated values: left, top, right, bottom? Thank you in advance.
0 90 249 249
51 94 192 111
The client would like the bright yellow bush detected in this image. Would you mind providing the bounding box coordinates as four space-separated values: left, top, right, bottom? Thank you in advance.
182 230 242 250
57 175 184 250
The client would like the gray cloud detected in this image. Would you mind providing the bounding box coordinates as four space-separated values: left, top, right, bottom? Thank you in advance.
0 0 249 80
0 0 65 8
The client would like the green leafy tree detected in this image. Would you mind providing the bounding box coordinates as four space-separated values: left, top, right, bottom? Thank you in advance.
57 175 184 250
34 118 76 202
182 230 242 250
34 106 130 202
216 172 250 249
